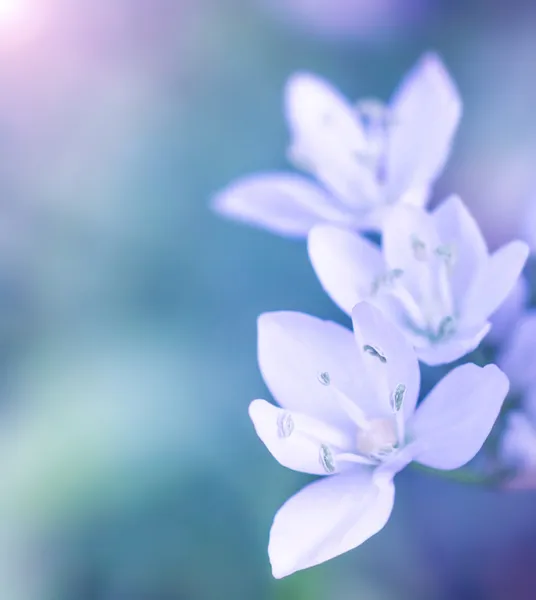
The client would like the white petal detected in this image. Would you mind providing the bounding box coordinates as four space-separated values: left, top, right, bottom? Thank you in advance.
382 204 441 304
268 470 394 578
257 311 361 430
308 225 384 316
432 195 488 301
497 310 536 394
488 276 528 345
386 53 461 202
285 72 379 209
249 400 353 475
409 364 508 470
415 322 491 366
351 302 420 420
213 172 350 237
285 72 366 152
461 241 529 328
383 204 440 268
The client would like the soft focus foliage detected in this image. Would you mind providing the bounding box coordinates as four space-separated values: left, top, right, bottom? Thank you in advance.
3 1 536 599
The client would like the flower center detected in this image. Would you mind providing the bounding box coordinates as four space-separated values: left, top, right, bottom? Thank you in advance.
315 362 407 467
372 237 458 345
356 418 398 460
354 98 392 186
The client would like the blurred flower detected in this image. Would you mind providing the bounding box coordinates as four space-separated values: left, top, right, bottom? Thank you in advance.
309 196 529 365
250 302 508 577
498 312 536 489
214 53 460 236
519 188 536 254
260 0 429 40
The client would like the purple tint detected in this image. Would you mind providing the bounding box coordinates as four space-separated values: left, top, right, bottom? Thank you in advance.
262 0 429 39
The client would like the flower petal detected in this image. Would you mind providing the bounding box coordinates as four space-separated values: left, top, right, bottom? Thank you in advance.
285 72 366 153
461 241 529 328
409 363 508 470
249 400 353 475
500 410 536 472
382 204 442 305
386 52 461 202
213 172 350 237
432 195 488 300
351 302 420 420
414 322 491 366
488 276 528 345
497 311 536 394
285 72 378 209
257 311 361 430
268 470 394 578
308 225 384 316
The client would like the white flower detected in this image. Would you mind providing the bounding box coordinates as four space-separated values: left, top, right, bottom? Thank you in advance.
251 302 508 577
214 53 461 236
308 196 529 365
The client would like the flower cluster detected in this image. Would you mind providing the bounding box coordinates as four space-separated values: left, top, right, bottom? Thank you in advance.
214 53 532 577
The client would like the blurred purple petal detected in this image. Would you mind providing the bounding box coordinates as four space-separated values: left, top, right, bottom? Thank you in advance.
497 311 536 394
488 277 528 345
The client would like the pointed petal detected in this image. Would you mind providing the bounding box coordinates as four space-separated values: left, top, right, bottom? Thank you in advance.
415 322 491 366
500 410 536 472
249 400 354 475
488 276 529 345
432 195 488 300
386 53 461 201
268 471 394 578
308 225 384 316
257 311 361 430
285 72 366 152
213 172 350 237
285 72 378 209
461 241 529 328
351 302 420 420
497 311 536 394
409 364 508 470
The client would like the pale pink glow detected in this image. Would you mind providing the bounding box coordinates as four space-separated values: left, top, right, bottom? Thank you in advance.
0 0 47 46
0 0 26 23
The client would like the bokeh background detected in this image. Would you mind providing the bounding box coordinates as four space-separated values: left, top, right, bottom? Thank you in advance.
2 0 536 598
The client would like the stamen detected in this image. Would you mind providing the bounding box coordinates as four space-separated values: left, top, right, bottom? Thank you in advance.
319 444 336 474
436 315 456 341
354 99 392 130
435 244 456 266
336 452 377 466
391 384 406 412
363 344 387 363
277 412 294 439
411 235 427 261
317 371 331 386
370 268 404 295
